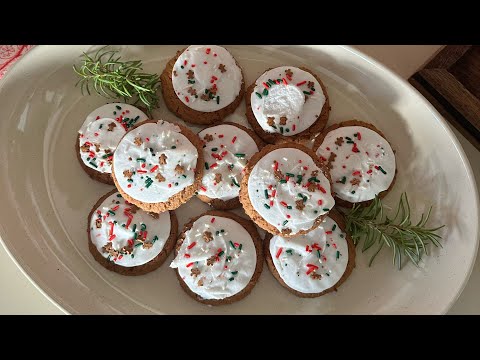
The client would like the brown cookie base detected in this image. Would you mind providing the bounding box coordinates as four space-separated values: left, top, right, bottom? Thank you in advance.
87 189 178 276
264 209 356 298
160 48 245 125
245 66 330 144
312 120 398 208
76 135 114 185
239 142 333 238
197 122 265 210
173 210 263 305
111 120 205 214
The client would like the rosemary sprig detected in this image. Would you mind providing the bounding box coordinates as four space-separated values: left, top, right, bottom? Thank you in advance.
73 46 160 111
342 193 445 269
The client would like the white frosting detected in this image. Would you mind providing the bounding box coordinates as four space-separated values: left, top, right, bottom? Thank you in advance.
247 147 335 236
78 103 148 173
113 120 199 203
171 45 243 112
198 125 259 201
170 215 257 300
269 216 349 294
316 126 396 203
90 191 171 267
250 66 326 136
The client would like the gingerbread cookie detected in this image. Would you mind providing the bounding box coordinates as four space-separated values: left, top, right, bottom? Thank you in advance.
161 45 245 125
196 122 264 210
112 120 204 213
245 66 330 144
88 189 178 275
239 142 335 238
313 120 397 207
265 210 355 297
170 210 263 305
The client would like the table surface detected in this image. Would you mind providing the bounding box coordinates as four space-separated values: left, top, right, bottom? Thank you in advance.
1 45 478 314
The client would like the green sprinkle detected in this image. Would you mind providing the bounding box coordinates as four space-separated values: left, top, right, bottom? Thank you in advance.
127 179 133 183
89 162 97 168
303 91 310 95
221 229 225 233
280 179 287 184
339 176 347 184
188 80 195 84
175 182 179 186
134 242 142 247
286 249 293 255
264 204 270 209
141 224 147 231
152 235 158 243
268 79 275 85
180 65 184 69
280 127 284 134
346 137 352 141
211 147 218 151
229 164 234 170
308 177 320 183
146 180 153 188
351 190 356 194
231 271 238 275
332 224 337 231
234 153 245 158
286 173 295 177
218 251 225 257
216 230 220 236
116 194 122 198
115 105 121 110
229 241 235 249
336 251 340 259
231 178 240 187
229 277 234 281
205 89 209 94
87 157 90 161
99 124 103 129
182 174 187 178
226 256 232 262
131 254 135 258
239 244 243 251
314 210 318 214
354 133 358 137
378 166 387 174
287 206 292 209
108 210 115 215
134 232 138 240
113 111 117 115
317 250 322 258
282 220 288 226
346 140 354 144
171 145 177 149
137 158 146 162
102 154 109 159
322 208 330 211
216 96 220 104
132 224 137 232
326 273 330 276
205 162 209 170
121 224 126 227
255 92 262 99
286 128 290 133
340 234 344 238
263 88 268 96
264 189 269 199
296 175 303 184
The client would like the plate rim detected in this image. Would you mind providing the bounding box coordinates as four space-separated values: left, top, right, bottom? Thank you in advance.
0 44 478 314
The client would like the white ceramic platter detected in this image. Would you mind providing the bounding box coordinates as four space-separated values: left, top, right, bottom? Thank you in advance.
0 45 478 314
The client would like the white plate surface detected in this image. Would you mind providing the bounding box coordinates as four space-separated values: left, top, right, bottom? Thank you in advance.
0 45 478 314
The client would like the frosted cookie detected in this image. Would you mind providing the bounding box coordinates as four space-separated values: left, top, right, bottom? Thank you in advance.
313 120 397 207
196 122 264 210
265 210 355 297
112 120 204 213
170 210 263 305
245 66 330 144
76 103 148 185
88 189 178 276
239 142 335 238
161 45 245 125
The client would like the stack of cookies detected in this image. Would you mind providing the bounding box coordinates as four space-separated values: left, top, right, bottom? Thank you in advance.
77 45 397 306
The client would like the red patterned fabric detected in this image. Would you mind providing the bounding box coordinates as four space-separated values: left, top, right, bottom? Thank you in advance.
0 45 34 78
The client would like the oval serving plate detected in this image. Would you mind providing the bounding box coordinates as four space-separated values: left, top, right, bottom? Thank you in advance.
0 45 478 314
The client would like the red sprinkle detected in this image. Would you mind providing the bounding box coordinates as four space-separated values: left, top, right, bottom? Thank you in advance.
219 134 224 138
352 171 361 176
136 170 147 174
282 78 288 85
209 163 218 169
109 222 114 236
303 166 308 170
94 133 99 137
128 239 134 246
168 183 172 188
270 200 274 206
286 214 291 219
212 76 218 81
206 48 211 54
146 137 150 142
192 64 196 67
367 169 373 174
141 163 146 168
318 186 326 193
184 60 187 66
262 82 269 89
232 136 237 144
127 184 132 188
318 199 323 205
204 61 207 64
276 247 283 259
186 262 194 268
326 231 333 234
306 263 319 275
187 242 196 249
292 124 296 131
185 96 190 103
357 132 362 140
96 116 100 120
118 255 123 260
326 147 330 151
280 201 288 207
352 143 360 153
184 254 191 258
320 156 327 162
200 186 207 192
112 205 120 211
211 217 215 223
109 234 116 241
150 165 159 173
296 81 307 86
273 160 279 171
272 189 277 197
